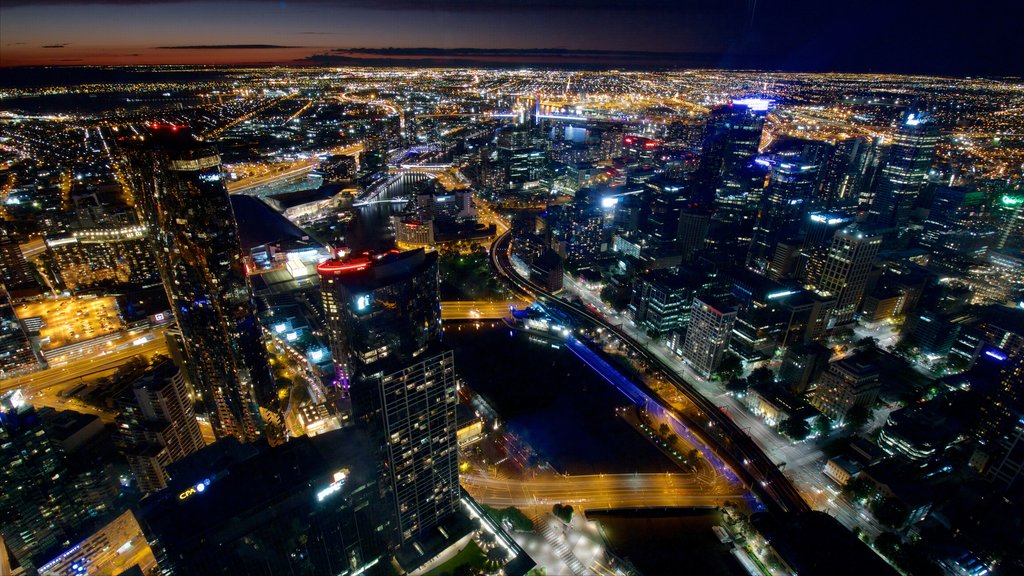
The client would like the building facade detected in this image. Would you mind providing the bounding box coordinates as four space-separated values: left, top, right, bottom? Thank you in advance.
116 361 206 494
680 296 738 378
814 226 882 327
121 125 274 442
319 249 460 543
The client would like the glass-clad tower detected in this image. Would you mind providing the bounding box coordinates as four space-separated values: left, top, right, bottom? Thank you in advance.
121 125 273 442
872 113 939 228
319 248 459 543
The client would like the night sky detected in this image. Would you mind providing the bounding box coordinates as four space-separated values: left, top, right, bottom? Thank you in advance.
0 0 1020 75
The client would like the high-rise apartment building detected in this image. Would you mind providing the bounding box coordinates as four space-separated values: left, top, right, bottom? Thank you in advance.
0 226 38 299
811 354 881 425
319 249 459 542
0 392 79 568
680 296 738 378
814 226 883 327
116 361 206 494
120 125 274 442
0 286 37 378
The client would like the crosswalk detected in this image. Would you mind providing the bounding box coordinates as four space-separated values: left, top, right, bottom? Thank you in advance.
537 519 589 575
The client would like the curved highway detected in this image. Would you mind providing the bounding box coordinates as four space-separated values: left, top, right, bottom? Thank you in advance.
489 230 810 516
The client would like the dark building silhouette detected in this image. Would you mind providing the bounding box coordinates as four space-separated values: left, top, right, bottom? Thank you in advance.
319 249 459 543
120 125 274 442
137 430 391 576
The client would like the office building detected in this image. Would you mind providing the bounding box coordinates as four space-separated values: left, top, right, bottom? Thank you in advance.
680 296 738 378
496 125 548 191
0 392 80 568
814 226 882 326
116 361 206 494
0 286 38 378
319 249 459 542
747 149 824 273
800 212 854 285
35 510 153 576
811 354 881 425
0 226 38 299
987 419 1024 493
121 125 274 442
779 342 831 394
872 113 940 228
677 204 712 262
137 431 391 576
529 249 564 292
629 271 694 336
995 191 1024 250
696 100 768 200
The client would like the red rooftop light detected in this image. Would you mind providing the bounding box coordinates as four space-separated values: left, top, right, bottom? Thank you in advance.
317 257 371 275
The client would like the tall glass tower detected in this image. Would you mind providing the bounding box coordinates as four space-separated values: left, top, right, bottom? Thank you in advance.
120 125 274 443
319 248 459 543
696 100 768 200
872 113 940 228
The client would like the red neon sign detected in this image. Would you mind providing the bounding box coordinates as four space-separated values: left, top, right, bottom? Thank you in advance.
317 258 371 274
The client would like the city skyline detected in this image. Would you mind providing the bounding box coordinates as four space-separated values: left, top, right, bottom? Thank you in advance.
0 52 1022 576
0 0 1019 75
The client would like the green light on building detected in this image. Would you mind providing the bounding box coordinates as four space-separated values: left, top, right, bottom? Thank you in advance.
1002 195 1024 206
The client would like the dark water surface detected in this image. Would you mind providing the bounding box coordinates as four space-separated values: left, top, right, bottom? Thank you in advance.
589 508 747 576
446 326 674 475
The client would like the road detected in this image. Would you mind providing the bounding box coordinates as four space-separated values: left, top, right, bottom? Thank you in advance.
226 143 362 194
462 471 742 510
1 330 168 395
440 300 527 320
562 277 888 538
489 230 809 516
226 160 315 193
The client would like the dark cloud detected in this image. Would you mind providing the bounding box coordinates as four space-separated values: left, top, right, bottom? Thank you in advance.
1 0 735 11
156 44 302 49
42 43 68 48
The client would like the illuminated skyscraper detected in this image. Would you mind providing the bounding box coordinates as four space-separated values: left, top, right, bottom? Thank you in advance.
0 286 37 378
872 113 940 229
747 146 826 273
799 212 853 286
696 100 768 200
116 360 206 494
814 226 882 327
121 125 274 443
319 249 459 543
0 226 38 299
680 296 738 378
0 392 79 567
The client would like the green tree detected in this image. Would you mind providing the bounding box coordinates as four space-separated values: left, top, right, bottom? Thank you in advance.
726 377 749 394
874 532 902 560
716 353 743 381
874 497 909 529
842 477 873 503
846 404 873 430
779 418 811 441
813 415 832 436
552 503 574 524
856 336 879 350
748 366 774 385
